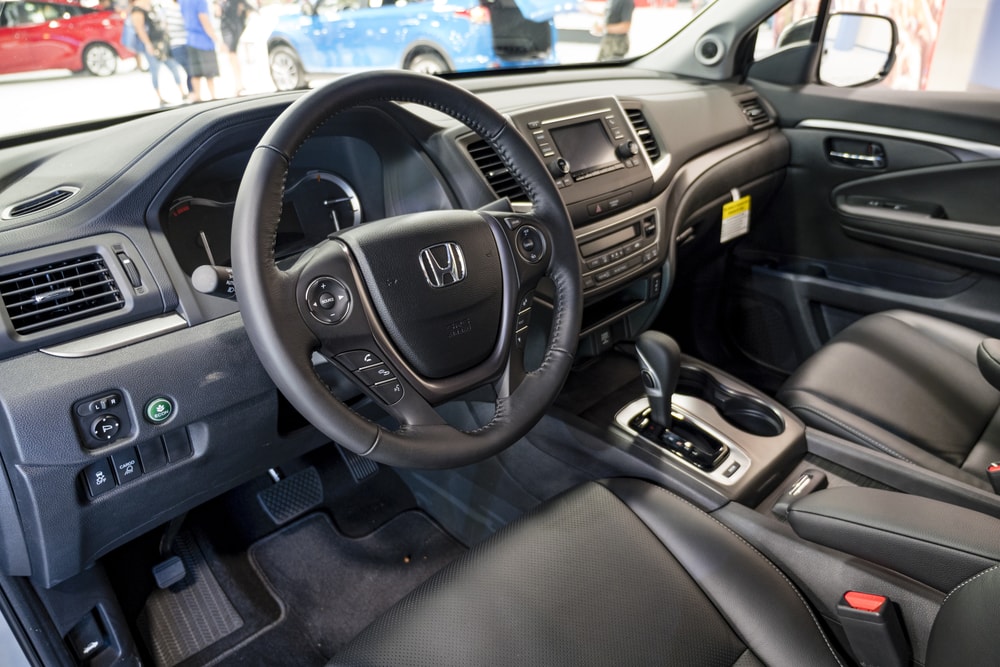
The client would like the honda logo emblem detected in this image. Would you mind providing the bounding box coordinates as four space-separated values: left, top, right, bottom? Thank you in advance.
419 242 467 288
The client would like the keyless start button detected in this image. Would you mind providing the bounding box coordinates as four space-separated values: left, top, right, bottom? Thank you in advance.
145 397 174 424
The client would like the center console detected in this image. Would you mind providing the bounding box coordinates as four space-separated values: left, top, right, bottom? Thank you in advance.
611 331 804 505
506 98 663 300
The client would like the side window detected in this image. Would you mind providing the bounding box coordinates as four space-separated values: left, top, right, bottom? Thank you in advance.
0 4 17 27
755 0 998 92
20 2 50 24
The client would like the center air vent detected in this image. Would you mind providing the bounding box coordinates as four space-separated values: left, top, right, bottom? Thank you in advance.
0 254 124 335
739 98 772 130
1 187 80 220
467 139 528 202
624 109 661 161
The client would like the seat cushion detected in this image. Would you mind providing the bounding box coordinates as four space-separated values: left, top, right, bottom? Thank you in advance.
778 310 1000 489
331 479 844 666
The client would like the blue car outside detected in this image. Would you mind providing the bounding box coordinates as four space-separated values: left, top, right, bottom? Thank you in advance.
267 0 564 90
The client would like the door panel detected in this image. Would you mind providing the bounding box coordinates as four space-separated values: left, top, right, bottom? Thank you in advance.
719 82 1000 382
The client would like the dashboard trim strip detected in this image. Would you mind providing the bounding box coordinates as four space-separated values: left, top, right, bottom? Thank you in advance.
797 119 1000 159
40 314 189 358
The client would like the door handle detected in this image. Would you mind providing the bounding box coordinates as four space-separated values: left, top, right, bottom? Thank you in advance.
826 139 886 169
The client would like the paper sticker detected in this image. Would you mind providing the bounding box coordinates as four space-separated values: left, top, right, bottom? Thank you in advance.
720 195 751 243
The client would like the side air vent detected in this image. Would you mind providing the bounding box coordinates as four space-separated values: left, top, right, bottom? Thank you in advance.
739 98 771 130
467 139 528 202
0 254 124 335
1 187 80 220
624 109 661 161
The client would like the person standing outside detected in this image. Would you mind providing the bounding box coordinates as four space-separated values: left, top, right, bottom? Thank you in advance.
180 0 222 101
161 0 193 95
593 0 634 61
220 0 254 95
131 0 189 106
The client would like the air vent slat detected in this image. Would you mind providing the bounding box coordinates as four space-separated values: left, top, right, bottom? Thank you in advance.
2 187 80 219
467 139 528 202
7 282 120 317
739 98 772 129
0 254 125 335
624 109 661 161
0 267 110 295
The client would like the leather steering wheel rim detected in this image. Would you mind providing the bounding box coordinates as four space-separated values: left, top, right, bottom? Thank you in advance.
232 71 581 468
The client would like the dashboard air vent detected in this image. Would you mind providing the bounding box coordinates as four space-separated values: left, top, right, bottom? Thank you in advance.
467 139 527 202
624 109 661 161
739 98 771 129
2 187 80 220
0 254 124 335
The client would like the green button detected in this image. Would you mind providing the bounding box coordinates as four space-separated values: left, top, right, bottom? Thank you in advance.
145 397 174 424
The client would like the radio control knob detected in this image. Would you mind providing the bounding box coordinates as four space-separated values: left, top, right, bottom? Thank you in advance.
617 140 639 159
549 157 570 178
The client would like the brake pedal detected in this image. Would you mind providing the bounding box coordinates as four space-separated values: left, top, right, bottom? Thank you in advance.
257 466 323 525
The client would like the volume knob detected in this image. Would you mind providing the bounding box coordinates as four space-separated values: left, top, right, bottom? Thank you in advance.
617 140 639 159
549 157 570 178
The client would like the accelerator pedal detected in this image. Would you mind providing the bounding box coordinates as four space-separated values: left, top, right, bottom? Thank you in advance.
337 443 379 483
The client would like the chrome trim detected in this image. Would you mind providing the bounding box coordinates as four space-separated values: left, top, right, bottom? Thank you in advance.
419 242 467 288
40 314 188 358
614 397 751 486
797 119 1000 159
540 107 613 126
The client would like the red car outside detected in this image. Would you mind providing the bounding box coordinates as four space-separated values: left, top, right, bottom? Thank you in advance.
0 0 134 76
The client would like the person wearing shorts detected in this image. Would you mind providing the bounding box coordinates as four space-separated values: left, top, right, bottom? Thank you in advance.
179 0 222 100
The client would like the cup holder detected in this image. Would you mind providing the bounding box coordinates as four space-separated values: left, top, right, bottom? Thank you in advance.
676 366 784 437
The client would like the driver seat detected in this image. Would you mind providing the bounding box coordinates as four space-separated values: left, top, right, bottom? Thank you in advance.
327 478 1000 666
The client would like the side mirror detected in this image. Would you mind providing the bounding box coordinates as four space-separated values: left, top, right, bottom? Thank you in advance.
818 13 897 87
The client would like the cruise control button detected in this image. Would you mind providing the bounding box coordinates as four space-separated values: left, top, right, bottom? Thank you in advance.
516 226 546 263
371 379 404 405
91 414 121 441
337 350 383 370
82 459 115 498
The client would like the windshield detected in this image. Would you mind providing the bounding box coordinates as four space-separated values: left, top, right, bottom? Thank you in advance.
0 0 712 138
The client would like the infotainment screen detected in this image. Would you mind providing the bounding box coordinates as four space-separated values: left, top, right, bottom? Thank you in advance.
548 120 618 178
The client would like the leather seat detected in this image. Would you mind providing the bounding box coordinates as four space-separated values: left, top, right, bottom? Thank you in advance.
330 478 1000 665
778 310 1000 490
332 479 845 666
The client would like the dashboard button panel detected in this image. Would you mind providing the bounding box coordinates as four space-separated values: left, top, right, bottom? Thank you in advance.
73 391 131 449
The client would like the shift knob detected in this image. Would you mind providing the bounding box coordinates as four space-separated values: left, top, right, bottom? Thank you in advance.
635 331 681 427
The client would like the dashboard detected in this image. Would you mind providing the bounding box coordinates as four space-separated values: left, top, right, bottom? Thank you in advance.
0 71 787 587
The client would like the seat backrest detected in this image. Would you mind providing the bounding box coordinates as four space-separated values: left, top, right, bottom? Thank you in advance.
926 565 1000 665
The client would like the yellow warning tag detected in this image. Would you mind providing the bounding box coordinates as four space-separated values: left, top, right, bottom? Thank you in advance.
720 195 751 243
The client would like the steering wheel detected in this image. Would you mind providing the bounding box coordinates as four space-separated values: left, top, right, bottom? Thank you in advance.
232 71 582 469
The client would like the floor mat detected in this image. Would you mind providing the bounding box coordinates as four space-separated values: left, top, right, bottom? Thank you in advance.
212 510 465 666
136 532 244 667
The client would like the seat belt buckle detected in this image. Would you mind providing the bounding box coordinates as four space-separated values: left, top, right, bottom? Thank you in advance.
987 462 1000 493
836 591 910 667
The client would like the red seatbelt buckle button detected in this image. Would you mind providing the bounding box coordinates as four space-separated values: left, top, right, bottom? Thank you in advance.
836 591 910 667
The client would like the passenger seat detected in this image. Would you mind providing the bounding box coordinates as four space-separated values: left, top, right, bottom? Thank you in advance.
777 310 1000 491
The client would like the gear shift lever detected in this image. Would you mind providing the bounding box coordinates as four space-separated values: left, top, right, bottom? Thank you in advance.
635 331 681 427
